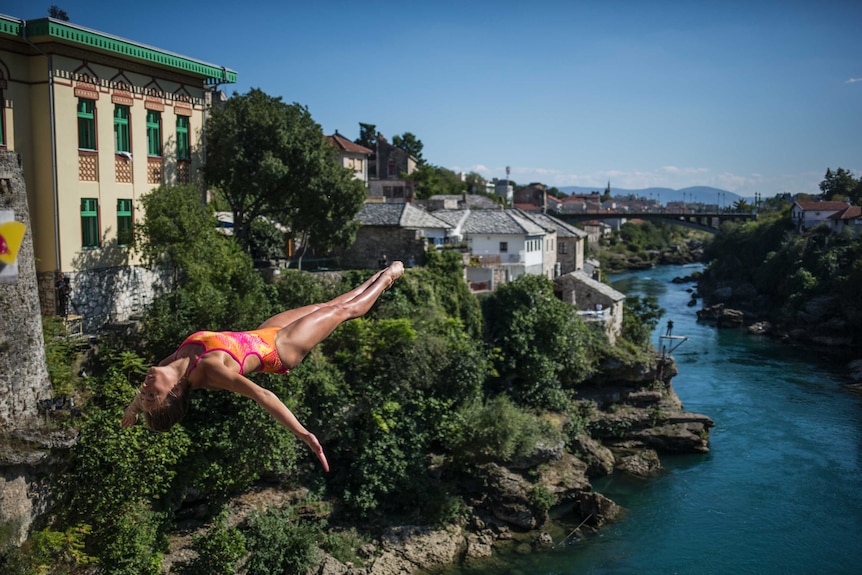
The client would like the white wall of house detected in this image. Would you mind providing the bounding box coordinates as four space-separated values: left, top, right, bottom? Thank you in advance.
469 233 545 266
542 231 557 278
340 152 368 183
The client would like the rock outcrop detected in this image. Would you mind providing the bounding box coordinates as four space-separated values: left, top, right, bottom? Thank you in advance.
0 151 53 427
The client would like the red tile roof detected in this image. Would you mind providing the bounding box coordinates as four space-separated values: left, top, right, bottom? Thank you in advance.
794 201 850 211
828 206 862 220
325 132 372 154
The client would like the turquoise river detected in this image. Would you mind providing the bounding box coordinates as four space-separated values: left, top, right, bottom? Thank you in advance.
441 263 862 575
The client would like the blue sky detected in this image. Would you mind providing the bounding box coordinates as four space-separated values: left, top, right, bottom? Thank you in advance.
6 0 861 197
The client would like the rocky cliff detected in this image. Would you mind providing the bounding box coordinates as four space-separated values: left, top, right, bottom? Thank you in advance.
0 151 53 427
162 354 713 575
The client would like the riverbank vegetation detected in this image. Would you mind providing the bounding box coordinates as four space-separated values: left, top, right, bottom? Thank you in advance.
698 204 862 347
1 185 674 575
594 220 707 273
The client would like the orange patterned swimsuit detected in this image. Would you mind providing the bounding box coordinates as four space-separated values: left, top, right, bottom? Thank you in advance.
176 328 290 375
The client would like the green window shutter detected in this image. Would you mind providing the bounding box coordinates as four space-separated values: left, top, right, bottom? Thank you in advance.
77 99 96 150
146 110 161 157
114 105 130 152
176 116 190 160
117 199 133 246
81 198 100 248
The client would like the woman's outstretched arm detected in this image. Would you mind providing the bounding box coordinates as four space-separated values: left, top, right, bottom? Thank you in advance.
206 365 329 472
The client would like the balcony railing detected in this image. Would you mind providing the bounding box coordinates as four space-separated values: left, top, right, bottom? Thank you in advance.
469 252 526 267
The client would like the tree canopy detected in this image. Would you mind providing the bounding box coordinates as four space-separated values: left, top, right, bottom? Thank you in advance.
392 132 424 164
406 163 466 199
204 88 366 262
819 167 861 204
355 122 377 149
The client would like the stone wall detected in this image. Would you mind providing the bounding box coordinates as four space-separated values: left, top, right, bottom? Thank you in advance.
338 226 429 270
0 152 53 428
38 265 164 334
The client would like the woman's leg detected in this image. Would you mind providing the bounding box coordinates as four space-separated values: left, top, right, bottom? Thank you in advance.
274 262 403 368
257 268 390 330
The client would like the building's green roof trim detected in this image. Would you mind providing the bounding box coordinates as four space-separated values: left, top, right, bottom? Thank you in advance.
0 14 23 37
8 16 236 85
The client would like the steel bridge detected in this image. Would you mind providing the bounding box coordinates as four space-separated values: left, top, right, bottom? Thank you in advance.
550 210 757 233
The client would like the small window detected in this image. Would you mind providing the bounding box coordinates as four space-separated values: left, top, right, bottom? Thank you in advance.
500 241 508 253
117 199 133 246
176 115 190 160
146 110 162 157
388 158 397 177
81 198 100 248
114 105 130 152
77 98 96 150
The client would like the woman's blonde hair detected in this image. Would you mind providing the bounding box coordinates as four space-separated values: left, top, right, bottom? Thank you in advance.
142 378 191 432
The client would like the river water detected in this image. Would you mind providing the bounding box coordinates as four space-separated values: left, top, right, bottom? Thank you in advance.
443 263 862 575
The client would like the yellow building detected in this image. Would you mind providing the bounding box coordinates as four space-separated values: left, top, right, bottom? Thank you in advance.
0 14 235 325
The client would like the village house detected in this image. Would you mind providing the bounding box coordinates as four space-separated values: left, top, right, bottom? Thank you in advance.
366 133 417 202
325 131 372 185
553 271 625 344
0 14 235 330
518 210 588 275
790 200 850 232
827 205 862 235
431 208 548 289
337 201 451 269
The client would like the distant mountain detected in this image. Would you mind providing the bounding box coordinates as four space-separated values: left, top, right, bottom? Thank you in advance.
557 185 741 205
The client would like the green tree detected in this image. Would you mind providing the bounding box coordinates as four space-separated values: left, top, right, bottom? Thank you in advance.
243 506 318 575
134 184 272 357
464 171 486 194
248 217 285 261
283 152 366 267
407 163 466 200
355 122 377 149
204 89 364 258
483 274 599 410
732 198 752 212
48 5 70 20
621 294 665 347
391 132 424 163
178 511 247 575
819 167 859 202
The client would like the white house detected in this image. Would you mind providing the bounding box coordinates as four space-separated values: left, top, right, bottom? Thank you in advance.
434 208 547 290
827 205 862 235
325 132 372 185
790 200 850 231
516 209 587 277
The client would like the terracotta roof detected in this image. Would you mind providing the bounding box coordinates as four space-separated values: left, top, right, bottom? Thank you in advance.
827 206 862 220
793 201 850 212
325 132 372 154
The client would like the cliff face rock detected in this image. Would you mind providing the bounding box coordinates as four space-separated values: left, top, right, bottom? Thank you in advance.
0 152 53 427
0 152 61 548
0 429 76 546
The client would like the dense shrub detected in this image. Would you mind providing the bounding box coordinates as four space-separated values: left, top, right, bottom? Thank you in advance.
483 274 600 410
243 506 317 575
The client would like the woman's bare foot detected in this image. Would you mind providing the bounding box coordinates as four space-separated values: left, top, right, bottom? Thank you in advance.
383 261 404 288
